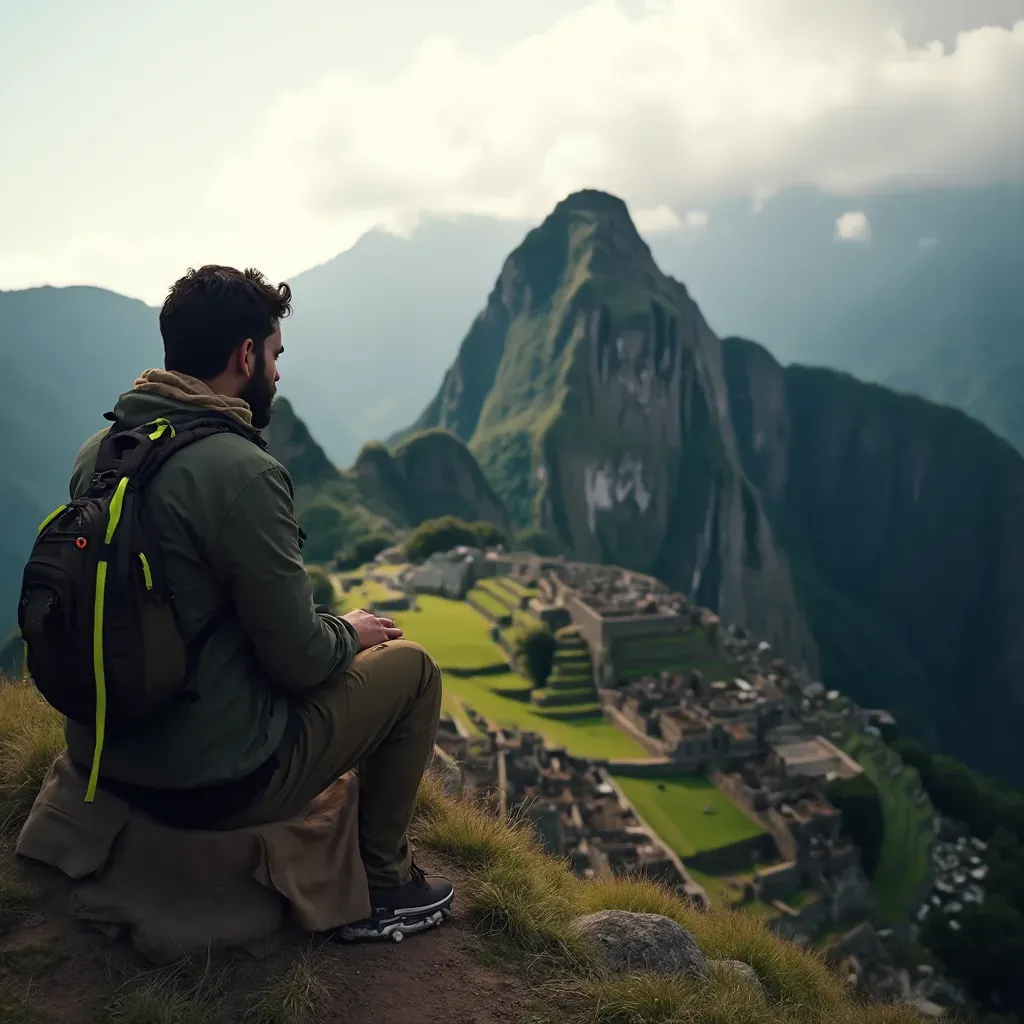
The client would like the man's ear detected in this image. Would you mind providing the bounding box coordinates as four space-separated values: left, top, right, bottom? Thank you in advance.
238 337 255 378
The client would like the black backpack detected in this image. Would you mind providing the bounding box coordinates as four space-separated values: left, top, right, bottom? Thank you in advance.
17 411 264 802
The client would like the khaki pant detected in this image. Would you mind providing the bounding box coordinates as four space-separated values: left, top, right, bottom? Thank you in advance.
221 640 442 887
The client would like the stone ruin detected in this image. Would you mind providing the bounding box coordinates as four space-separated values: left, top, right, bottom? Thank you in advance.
433 721 705 907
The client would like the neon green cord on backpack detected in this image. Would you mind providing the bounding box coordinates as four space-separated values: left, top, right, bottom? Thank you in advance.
84 475 129 804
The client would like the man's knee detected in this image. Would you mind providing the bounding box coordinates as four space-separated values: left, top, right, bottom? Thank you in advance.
363 639 441 697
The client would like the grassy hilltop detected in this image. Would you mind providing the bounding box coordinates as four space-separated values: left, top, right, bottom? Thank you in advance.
0 678 928 1024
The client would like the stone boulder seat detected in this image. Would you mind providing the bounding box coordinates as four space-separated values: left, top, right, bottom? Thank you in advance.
16 752 370 965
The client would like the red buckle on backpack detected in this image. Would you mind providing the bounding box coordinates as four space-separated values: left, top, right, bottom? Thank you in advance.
75 537 88 550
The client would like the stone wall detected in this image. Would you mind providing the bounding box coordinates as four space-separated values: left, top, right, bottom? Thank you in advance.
604 706 668 758
682 832 778 875
368 593 411 613
466 593 512 627
769 896 830 941
715 771 799 862
602 756 686 777
755 860 802 902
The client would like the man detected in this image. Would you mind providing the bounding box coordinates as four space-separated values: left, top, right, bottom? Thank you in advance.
64 264 453 937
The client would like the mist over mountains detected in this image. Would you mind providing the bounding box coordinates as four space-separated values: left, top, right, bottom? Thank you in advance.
3 182 1017 479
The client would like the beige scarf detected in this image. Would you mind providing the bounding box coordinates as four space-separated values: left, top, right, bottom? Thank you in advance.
133 369 253 427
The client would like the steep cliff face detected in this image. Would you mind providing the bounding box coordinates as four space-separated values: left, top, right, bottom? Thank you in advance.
265 398 509 562
402 190 817 669
263 394 339 489
723 337 1024 784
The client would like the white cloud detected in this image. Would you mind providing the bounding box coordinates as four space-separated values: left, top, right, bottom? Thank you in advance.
212 0 1024 236
633 206 682 232
5 0 1021 301
632 206 708 233
835 211 872 242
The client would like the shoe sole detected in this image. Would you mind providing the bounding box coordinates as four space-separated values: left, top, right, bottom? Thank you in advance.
334 893 455 944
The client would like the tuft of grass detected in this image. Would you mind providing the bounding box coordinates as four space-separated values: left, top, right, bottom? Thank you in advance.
554 970 767 1024
413 774 594 967
246 952 331 1024
0 982 49 1024
574 876 844 1008
414 767 450 820
98 962 226 1024
0 677 64 835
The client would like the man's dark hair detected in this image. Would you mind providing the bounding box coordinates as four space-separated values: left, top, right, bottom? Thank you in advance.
159 265 292 379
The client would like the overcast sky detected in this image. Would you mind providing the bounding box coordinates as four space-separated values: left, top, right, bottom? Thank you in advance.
1 0 1021 303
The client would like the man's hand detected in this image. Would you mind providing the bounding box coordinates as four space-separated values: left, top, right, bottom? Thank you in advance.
341 608 404 651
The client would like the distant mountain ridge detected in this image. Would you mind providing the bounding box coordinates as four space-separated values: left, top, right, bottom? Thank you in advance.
399 189 1024 786
2 184 1019 485
262 397 507 563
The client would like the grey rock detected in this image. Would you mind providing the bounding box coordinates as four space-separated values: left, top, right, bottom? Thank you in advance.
710 959 764 993
574 910 710 979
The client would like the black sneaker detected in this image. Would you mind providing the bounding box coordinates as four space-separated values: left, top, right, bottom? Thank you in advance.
335 863 455 944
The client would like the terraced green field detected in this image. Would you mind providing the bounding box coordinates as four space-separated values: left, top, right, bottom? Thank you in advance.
488 576 536 601
394 595 508 673
610 630 736 681
394 594 647 759
613 775 766 856
475 578 543 631
467 587 512 621
372 563 408 578
840 732 934 923
337 577 405 609
440 673 643 758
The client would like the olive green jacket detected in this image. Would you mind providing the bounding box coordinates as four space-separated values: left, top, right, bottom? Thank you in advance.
64 389 358 789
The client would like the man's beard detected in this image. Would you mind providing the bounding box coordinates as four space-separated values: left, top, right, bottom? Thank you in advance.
240 351 275 429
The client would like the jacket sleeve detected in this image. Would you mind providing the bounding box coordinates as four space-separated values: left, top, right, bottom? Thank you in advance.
210 464 359 689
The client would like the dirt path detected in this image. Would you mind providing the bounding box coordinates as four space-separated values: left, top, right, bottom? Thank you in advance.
0 856 537 1024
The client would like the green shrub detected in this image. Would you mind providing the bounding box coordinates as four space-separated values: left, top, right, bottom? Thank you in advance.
825 772 883 878
335 530 395 571
404 516 508 562
514 526 562 557
515 627 556 689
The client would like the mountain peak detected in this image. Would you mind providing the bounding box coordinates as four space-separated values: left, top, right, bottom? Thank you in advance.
552 188 632 220
491 189 654 321
542 188 647 254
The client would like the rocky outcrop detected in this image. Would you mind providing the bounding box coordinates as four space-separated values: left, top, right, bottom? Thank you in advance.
573 910 710 979
710 959 765 994
354 430 509 532
401 190 818 671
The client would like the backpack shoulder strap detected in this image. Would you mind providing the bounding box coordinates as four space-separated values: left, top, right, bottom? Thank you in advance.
87 411 264 593
89 411 265 495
